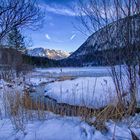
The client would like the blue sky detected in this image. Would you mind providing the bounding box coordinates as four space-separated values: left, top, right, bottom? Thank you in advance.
24 0 88 52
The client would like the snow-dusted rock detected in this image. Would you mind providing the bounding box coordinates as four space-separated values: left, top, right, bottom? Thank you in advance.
27 48 70 60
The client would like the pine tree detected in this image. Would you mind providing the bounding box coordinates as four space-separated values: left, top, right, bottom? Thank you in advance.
8 27 25 51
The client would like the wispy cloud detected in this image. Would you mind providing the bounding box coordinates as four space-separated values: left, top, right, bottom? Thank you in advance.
39 3 83 16
70 34 76 40
49 22 54 27
46 5 76 16
45 34 65 43
45 34 51 40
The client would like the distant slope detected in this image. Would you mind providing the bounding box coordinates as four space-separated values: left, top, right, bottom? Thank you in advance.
61 14 140 66
27 48 70 60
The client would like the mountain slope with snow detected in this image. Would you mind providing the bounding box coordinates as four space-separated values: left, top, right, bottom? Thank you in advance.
27 48 70 60
64 14 140 66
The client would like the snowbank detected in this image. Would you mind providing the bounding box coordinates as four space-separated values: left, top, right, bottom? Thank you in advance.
0 114 140 140
44 77 117 108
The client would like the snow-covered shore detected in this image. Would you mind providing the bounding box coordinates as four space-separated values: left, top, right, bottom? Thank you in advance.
0 67 140 140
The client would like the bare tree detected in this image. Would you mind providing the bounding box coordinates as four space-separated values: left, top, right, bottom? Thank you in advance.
76 0 140 113
0 0 44 42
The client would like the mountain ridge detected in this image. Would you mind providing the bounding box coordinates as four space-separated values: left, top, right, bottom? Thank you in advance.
27 47 70 60
65 14 140 66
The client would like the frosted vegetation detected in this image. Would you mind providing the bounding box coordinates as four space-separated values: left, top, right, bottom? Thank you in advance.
0 67 140 139
1 0 140 139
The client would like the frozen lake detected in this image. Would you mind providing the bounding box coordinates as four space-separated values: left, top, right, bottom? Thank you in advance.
29 66 139 108
34 67 112 77
29 67 117 108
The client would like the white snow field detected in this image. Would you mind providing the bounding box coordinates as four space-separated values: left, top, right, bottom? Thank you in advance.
0 67 140 140
44 76 117 108
1 113 140 140
40 67 130 108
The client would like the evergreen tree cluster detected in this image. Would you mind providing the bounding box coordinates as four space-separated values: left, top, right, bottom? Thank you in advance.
8 27 25 51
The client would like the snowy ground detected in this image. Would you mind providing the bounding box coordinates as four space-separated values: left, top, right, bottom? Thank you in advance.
32 67 139 108
44 77 117 108
35 67 127 108
0 110 140 140
0 67 140 140
29 67 117 108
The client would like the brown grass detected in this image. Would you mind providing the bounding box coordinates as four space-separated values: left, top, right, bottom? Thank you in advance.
23 89 130 121
57 76 76 81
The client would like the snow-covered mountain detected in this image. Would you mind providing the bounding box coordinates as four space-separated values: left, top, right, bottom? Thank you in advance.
27 48 70 60
64 14 140 66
